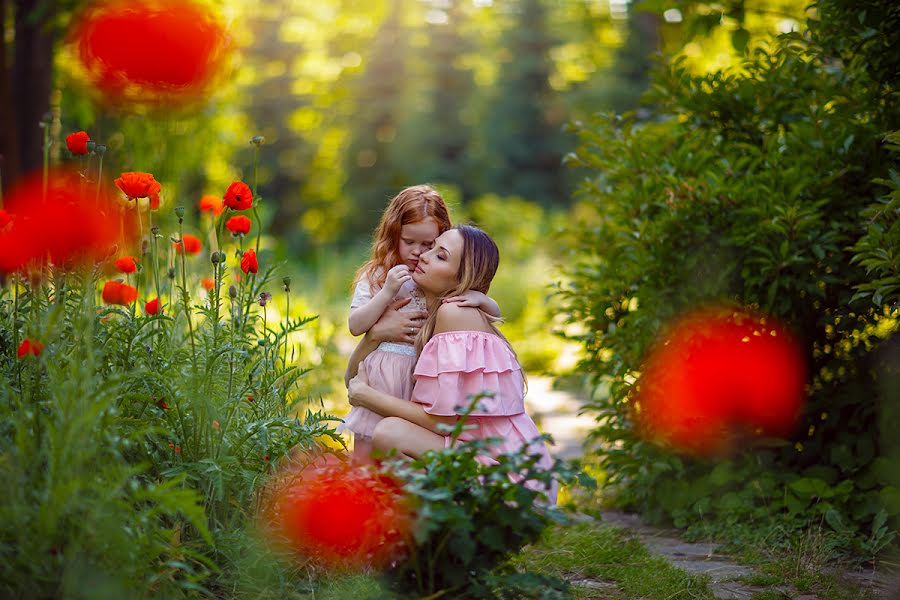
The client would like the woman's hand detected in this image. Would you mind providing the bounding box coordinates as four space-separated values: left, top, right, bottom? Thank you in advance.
370 297 427 344
348 370 370 407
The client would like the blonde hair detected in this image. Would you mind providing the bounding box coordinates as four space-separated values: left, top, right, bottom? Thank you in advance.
354 185 451 290
415 224 506 354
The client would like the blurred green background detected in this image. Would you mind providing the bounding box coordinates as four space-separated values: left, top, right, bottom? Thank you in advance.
2 0 810 414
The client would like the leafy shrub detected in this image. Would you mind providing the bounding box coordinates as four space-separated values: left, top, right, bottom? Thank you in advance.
0 143 341 595
382 395 593 599
558 0 900 550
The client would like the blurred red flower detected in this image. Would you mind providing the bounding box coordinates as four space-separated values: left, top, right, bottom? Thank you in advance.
226 215 251 235
634 307 806 456
145 297 160 315
66 131 91 155
240 248 258 274
264 457 411 568
66 0 231 109
115 255 138 273
157 398 169 410
17 338 44 358
102 280 138 305
199 194 224 217
115 172 160 200
149 193 161 210
224 181 252 211
0 169 131 274
0 210 11 229
174 234 202 255
201 277 214 290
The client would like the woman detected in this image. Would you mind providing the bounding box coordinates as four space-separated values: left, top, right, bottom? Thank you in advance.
347 225 556 503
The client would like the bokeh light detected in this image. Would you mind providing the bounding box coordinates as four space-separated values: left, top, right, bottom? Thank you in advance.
0 169 133 274
635 306 807 456
262 454 412 570
65 0 231 109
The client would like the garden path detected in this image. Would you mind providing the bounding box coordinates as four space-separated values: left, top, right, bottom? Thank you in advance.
521 377 897 599
524 376 595 461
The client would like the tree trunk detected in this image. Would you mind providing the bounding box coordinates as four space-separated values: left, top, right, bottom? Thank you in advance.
6 0 55 189
0 0 21 194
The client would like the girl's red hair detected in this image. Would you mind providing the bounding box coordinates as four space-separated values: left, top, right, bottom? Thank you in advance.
354 185 451 290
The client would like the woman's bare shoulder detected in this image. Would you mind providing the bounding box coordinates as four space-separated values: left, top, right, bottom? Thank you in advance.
433 302 491 334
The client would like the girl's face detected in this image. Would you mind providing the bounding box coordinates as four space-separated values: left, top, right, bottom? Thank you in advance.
398 217 440 270
412 229 463 295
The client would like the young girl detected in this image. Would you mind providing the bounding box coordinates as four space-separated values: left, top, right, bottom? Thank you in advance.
342 185 500 458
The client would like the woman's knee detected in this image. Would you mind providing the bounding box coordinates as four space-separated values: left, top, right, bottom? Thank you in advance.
372 417 406 451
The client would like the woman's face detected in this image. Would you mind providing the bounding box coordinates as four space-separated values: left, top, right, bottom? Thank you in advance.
412 229 463 295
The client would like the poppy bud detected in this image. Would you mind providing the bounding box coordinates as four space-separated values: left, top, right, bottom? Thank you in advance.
211 251 225 264
86 140 96 153
40 112 52 127
282 276 291 292
151 225 160 235
95 144 107 155
251 135 266 146
167 268 176 279
228 284 237 299
174 206 185 219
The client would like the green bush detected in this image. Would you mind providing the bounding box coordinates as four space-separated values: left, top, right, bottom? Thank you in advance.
558 0 900 550
382 395 592 599
0 200 340 595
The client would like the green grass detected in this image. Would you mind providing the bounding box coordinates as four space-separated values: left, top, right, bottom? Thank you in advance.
511 521 714 599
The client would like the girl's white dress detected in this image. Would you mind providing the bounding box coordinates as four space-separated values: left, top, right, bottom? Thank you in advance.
340 276 426 439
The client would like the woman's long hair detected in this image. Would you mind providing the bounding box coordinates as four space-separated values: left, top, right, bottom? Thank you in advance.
354 185 451 290
415 225 509 355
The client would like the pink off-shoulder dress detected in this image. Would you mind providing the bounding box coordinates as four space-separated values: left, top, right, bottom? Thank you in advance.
412 330 557 504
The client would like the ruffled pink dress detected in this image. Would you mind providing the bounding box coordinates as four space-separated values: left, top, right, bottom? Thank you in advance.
412 330 557 504
340 277 425 439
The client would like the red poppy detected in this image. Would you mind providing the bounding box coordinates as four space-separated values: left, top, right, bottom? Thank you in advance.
66 0 232 109
226 215 251 235
264 457 411 568
115 255 138 273
635 306 806 456
173 234 202 255
149 193 161 210
66 131 91 155
212 420 220 428
201 277 214 290
157 398 169 410
17 338 44 358
240 248 258 274
224 181 252 211
115 172 161 200
0 210 11 229
198 194 224 216
145 297 160 315
0 169 132 274
102 280 139 305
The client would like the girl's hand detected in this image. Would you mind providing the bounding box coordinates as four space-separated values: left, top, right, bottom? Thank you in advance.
384 264 412 296
443 290 489 308
348 371 370 407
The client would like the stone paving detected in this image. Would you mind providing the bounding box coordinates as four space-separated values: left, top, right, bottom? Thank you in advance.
522 377 899 599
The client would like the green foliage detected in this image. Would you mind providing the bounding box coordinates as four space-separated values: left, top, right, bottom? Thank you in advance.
559 0 900 555
382 394 591 599
482 0 572 208
513 521 714 599
0 191 339 595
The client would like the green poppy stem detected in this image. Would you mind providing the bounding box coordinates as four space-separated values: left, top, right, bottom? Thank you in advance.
178 220 197 361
